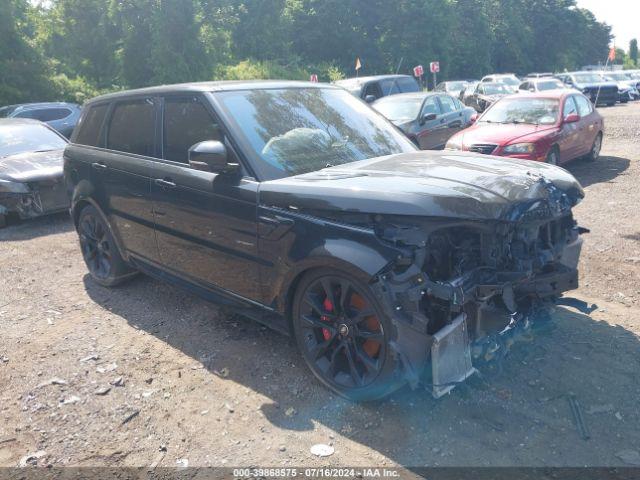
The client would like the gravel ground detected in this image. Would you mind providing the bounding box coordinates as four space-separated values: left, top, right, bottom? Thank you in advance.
1 102 639 472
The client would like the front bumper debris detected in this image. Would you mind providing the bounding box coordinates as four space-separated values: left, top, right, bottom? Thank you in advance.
0 178 68 219
374 207 587 397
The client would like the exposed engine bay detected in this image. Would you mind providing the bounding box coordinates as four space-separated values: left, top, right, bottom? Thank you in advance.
371 183 585 397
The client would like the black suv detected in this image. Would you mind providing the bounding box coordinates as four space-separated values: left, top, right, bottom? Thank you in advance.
65 81 586 400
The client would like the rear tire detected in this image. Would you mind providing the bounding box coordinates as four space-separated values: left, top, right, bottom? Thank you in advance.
78 205 136 287
292 268 405 401
585 132 602 162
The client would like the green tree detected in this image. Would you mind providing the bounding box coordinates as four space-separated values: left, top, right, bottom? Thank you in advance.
0 0 53 105
630 39 638 67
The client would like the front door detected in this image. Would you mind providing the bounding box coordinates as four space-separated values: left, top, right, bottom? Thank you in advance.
150 95 261 301
558 96 581 162
417 96 445 150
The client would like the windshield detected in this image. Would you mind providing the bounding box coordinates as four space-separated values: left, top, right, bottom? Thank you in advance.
480 98 559 125
482 84 511 95
216 88 415 180
497 76 520 86
537 80 564 91
446 81 467 91
372 97 423 123
0 123 67 158
573 73 605 83
605 73 629 81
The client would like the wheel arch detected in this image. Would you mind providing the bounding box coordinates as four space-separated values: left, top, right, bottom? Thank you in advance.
279 242 397 335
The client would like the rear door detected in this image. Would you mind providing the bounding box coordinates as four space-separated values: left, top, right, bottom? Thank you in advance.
100 97 161 262
150 94 261 300
437 95 464 144
416 96 445 150
574 94 599 156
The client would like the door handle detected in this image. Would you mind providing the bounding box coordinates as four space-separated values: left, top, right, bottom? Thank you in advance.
92 162 107 171
154 178 176 188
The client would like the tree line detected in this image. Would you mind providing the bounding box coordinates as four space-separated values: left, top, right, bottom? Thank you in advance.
0 0 625 106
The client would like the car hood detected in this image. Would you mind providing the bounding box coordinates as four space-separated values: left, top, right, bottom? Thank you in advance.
259 151 583 221
0 149 64 183
457 123 557 147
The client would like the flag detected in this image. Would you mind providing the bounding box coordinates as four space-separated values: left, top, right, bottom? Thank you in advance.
608 47 616 62
355 57 362 71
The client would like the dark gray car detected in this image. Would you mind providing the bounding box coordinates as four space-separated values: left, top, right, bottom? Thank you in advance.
0 119 69 227
333 74 421 103
372 92 476 149
0 102 82 138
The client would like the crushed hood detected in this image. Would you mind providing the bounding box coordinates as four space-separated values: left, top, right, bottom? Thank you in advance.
259 151 584 221
0 149 64 183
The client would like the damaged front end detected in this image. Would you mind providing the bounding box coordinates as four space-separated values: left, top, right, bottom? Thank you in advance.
373 177 585 397
0 176 68 221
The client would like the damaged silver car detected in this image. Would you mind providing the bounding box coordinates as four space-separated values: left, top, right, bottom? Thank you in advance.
0 119 69 227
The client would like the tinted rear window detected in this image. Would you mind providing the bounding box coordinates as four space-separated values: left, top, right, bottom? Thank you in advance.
107 99 156 157
15 108 72 122
74 104 108 147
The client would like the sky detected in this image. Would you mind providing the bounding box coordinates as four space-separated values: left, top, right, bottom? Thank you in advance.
576 0 638 50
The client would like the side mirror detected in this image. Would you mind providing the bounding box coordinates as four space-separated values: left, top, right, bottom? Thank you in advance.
564 113 580 123
188 140 239 174
364 94 376 103
469 112 479 124
420 112 437 124
529 87 535 92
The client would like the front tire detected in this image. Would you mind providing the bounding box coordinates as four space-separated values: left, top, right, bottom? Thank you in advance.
292 268 404 401
546 146 559 165
78 205 135 287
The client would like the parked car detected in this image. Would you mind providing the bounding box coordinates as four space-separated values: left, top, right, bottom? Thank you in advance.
65 81 586 401
333 74 420 102
554 72 618 106
434 80 469 99
372 92 476 149
445 90 603 165
0 119 69 227
480 74 521 93
459 81 479 102
599 71 639 101
518 78 567 93
525 72 553 79
463 82 511 112
0 102 81 138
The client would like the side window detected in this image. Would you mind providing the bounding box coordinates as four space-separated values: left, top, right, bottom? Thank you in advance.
74 104 109 147
519 82 529 91
438 95 457 113
453 98 464 109
163 97 221 164
422 97 442 116
477 85 485 94
107 98 156 157
14 109 42 120
37 108 72 122
363 82 382 99
575 95 593 116
563 96 578 118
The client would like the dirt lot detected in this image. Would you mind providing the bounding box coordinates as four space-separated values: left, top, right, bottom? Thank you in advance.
1 102 640 473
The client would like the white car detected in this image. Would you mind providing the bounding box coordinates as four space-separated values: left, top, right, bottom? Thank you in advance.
480 74 521 93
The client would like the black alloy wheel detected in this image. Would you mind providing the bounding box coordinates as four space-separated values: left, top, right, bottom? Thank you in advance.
78 205 135 287
293 269 403 401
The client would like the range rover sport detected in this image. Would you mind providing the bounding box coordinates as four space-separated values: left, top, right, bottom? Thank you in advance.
65 81 586 400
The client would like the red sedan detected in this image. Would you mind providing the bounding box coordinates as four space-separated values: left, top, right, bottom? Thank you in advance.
445 90 604 164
